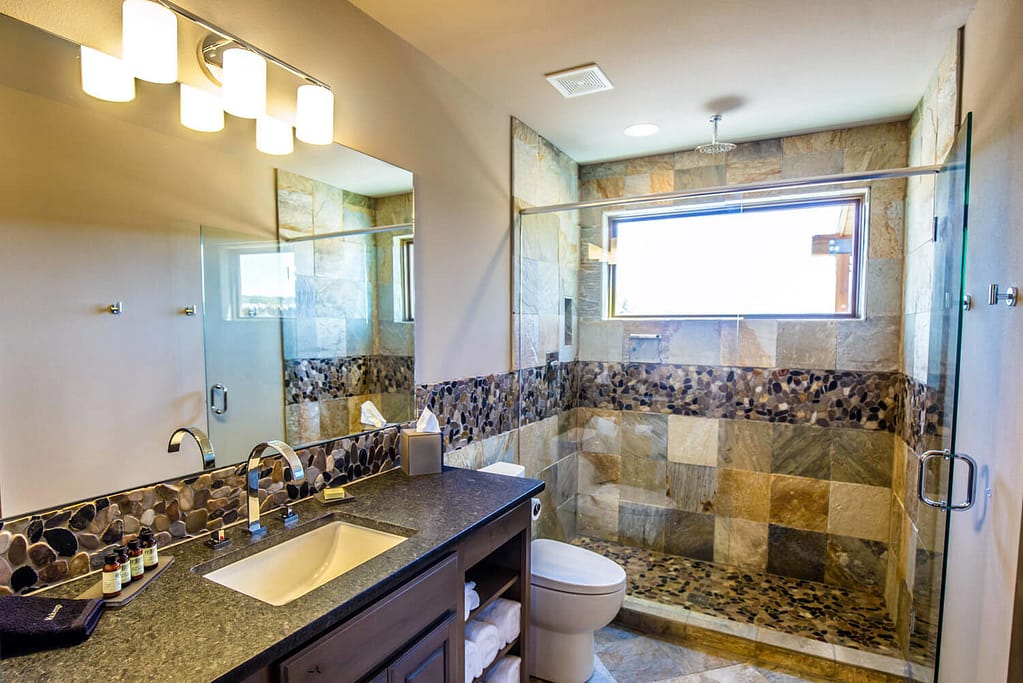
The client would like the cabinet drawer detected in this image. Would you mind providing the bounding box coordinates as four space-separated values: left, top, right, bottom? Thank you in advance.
280 554 459 683
387 613 456 683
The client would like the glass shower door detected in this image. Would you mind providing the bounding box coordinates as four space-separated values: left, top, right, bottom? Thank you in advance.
913 112 972 676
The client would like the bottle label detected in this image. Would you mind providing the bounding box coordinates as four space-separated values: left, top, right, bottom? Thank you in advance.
119 563 132 584
102 570 121 595
131 555 144 577
143 545 158 568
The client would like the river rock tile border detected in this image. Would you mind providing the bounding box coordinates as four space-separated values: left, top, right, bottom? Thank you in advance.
0 426 401 595
284 355 414 404
899 375 943 453
417 372 518 450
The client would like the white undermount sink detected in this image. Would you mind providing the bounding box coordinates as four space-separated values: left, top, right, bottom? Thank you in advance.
203 521 408 606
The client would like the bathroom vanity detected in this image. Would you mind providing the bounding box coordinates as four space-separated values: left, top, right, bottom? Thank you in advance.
0 468 542 683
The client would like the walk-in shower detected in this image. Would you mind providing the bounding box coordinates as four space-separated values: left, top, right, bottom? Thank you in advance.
512 114 972 679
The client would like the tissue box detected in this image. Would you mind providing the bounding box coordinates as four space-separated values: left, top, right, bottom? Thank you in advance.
400 430 443 476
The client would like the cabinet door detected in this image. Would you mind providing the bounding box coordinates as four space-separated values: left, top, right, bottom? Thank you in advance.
387 614 456 683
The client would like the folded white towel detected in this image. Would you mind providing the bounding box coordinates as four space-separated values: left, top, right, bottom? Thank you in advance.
465 638 483 681
465 581 481 620
478 598 521 647
465 619 500 670
484 655 521 683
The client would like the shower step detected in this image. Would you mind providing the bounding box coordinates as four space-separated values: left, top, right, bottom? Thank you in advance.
614 595 933 683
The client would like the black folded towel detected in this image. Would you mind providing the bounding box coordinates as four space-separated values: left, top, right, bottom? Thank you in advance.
0 595 105 657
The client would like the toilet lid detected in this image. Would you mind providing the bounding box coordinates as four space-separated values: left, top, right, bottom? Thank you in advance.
530 539 626 595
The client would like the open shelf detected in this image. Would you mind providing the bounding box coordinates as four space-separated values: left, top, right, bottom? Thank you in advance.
473 637 519 682
467 565 519 623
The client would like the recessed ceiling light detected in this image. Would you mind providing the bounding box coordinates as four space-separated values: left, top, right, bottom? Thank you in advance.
624 123 659 137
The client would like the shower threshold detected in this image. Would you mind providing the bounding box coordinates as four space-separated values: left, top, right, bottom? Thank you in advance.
573 537 936 682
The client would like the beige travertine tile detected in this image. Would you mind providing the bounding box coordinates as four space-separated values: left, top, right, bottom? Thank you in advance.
829 481 891 541
579 408 622 454
667 416 719 465
578 451 621 494
578 320 624 361
718 420 773 472
577 485 620 540
776 321 837 369
770 474 830 532
836 316 900 372
725 518 769 571
668 320 722 365
721 320 777 367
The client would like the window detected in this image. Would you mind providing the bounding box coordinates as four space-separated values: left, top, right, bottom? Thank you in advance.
394 235 414 322
235 250 295 319
607 193 864 319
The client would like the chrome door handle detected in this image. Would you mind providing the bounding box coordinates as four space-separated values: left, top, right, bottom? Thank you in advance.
918 449 977 511
210 383 228 415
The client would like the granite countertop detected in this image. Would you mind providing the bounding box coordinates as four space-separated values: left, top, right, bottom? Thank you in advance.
0 467 543 682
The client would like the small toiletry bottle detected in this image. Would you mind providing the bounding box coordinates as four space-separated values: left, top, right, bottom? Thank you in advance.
102 553 122 599
127 539 145 579
115 545 132 585
139 527 159 569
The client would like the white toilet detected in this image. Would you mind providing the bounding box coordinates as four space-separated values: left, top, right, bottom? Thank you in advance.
479 463 627 683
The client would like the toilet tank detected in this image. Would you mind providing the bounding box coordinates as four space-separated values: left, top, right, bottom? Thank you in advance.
479 462 526 478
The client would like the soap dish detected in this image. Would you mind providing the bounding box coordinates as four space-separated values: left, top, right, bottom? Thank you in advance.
313 487 356 505
77 556 174 608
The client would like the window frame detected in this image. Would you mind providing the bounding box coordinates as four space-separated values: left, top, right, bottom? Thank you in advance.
604 190 868 321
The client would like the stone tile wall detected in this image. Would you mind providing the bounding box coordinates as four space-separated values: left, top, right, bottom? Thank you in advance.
0 426 402 595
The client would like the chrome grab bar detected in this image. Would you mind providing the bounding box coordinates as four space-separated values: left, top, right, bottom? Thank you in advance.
210 383 228 415
918 448 977 511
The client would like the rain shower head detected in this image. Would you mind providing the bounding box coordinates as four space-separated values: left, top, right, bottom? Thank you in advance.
696 114 737 154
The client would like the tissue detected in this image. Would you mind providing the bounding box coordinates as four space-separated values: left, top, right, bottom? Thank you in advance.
360 400 386 428
416 407 440 433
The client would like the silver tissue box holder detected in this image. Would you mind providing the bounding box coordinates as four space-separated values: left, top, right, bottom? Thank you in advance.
400 429 443 476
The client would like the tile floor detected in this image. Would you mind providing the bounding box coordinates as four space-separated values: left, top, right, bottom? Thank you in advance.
531 627 826 683
573 537 910 659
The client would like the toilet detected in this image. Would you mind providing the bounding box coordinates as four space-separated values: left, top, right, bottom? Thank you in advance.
479 463 627 683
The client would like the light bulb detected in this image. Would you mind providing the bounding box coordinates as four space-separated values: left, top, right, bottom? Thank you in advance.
180 84 224 132
256 115 293 155
122 0 178 83
80 46 136 102
295 84 334 145
222 48 266 119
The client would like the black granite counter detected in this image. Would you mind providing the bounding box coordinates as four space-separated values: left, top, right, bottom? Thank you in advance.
0 467 543 682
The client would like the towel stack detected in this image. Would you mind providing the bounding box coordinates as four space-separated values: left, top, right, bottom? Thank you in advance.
465 619 500 680
464 581 480 621
484 655 521 683
477 598 520 647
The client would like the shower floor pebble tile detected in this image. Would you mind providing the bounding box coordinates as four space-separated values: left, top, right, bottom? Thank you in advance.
573 537 904 659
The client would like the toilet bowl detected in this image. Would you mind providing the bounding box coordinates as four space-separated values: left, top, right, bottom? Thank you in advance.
529 539 626 683
477 463 627 683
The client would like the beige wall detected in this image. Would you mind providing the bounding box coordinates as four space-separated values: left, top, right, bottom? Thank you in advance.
941 0 1023 680
0 0 512 385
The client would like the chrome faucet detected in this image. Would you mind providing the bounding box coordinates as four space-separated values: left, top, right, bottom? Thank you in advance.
245 440 305 539
167 427 216 470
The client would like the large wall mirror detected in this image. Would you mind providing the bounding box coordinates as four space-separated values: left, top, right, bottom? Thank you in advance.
0 13 415 518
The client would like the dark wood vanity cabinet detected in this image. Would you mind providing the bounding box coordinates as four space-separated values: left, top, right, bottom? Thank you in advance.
251 499 532 683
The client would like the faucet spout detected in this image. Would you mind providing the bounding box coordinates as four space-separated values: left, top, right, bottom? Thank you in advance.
168 427 216 470
244 440 305 539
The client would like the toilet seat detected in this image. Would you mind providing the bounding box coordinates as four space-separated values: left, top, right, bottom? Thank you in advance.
531 539 626 595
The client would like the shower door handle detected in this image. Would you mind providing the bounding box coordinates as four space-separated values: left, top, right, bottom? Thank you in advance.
918 449 977 511
210 383 228 415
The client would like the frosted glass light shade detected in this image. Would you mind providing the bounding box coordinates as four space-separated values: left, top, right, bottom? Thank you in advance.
180 84 224 132
80 46 136 102
295 84 334 145
256 116 293 155
222 48 266 119
122 0 178 83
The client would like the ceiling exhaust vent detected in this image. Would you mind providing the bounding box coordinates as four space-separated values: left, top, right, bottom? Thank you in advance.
545 64 613 98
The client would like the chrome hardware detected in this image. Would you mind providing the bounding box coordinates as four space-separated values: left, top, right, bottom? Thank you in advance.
918 449 978 511
183 305 197 316
205 528 231 550
963 294 973 311
167 426 216 470
109 302 123 315
280 504 299 528
210 384 228 415
244 440 305 540
988 284 1017 307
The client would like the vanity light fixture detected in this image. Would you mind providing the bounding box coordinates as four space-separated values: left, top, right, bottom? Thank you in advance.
122 0 178 84
180 84 224 132
295 84 334 145
256 115 294 155
80 46 136 102
221 47 266 119
624 123 659 137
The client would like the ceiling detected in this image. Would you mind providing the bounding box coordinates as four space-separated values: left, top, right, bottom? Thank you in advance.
350 0 975 164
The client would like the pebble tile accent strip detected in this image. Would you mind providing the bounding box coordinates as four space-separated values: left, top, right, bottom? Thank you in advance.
0 426 401 595
416 372 518 449
285 355 414 405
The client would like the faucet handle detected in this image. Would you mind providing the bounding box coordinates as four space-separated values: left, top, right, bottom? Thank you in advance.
280 504 299 528
205 528 231 550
